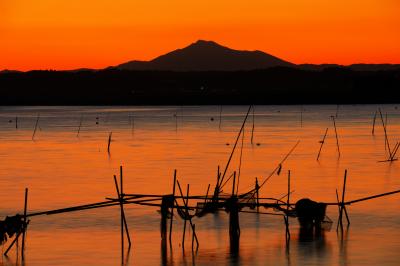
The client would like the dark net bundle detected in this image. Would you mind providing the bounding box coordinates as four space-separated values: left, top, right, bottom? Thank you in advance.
0 215 26 245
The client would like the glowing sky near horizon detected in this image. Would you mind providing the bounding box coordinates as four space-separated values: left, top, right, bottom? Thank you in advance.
1 0 400 70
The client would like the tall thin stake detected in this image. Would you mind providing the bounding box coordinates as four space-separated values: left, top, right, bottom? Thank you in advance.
182 184 189 249
331 116 341 158
169 170 177 244
236 130 245 194
251 106 255 144
317 128 329 161
77 115 83 137
32 114 40 140
218 106 252 188
285 170 290 241
21 188 28 259
372 110 377 135
378 108 392 158
107 132 112 154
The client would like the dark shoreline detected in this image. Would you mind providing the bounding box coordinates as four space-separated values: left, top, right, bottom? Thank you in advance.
1 67 399 105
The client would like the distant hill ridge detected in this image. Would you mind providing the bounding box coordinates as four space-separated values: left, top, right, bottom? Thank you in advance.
1 40 399 72
115 40 294 71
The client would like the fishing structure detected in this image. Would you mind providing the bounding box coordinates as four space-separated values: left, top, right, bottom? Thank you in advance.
2 106 400 261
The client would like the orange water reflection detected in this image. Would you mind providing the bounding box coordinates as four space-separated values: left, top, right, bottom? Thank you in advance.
1 105 400 265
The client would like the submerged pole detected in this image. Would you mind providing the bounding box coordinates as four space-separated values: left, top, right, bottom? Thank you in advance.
317 128 329 161
331 116 340 158
182 184 189 249
32 114 40 140
107 132 112 154
372 110 377 135
169 170 177 244
255 177 260 212
21 188 28 259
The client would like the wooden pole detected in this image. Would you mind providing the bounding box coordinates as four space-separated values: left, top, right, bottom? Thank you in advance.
182 184 189 249
255 177 260 212
130 112 135 136
120 166 131 247
191 224 196 251
372 110 377 135
107 132 112 154
338 170 349 227
378 108 392 158
176 181 199 248
335 189 342 231
32 114 40 140
77 115 83 137
331 116 341 158
317 128 329 161
204 184 210 205
285 171 290 241
236 130 245 194
169 170 177 244
21 188 28 258
218 106 252 188
251 106 255 144
232 171 236 196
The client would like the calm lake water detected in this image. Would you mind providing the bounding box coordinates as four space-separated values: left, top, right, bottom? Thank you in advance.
1 105 400 265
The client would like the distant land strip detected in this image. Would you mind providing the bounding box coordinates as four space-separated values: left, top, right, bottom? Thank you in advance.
0 67 400 105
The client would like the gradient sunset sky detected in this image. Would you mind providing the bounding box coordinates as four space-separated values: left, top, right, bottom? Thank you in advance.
1 0 399 70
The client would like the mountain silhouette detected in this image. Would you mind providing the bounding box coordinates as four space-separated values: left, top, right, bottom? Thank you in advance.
116 40 294 71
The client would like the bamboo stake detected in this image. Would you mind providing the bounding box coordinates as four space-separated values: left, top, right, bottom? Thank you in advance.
338 170 349 228
251 106 255 144
331 116 340 158
77 115 83 137
255 177 260 212
176 181 199 248
120 166 131 248
236 130 245 194
335 189 342 231
107 132 112 154
317 128 329 161
204 184 210 205
218 106 252 188
182 184 189 249
21 188 28 259
169 170 177 244
258 140 300 189
232 171 236 196
390 142 400 160
372 110 377 135
113 175 124 255
191 224 196 251
379 108 392 158
32 114 40 140
346 189 400 205
285 170 290 241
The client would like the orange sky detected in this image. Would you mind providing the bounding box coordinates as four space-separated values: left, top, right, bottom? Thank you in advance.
1 0 400 70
